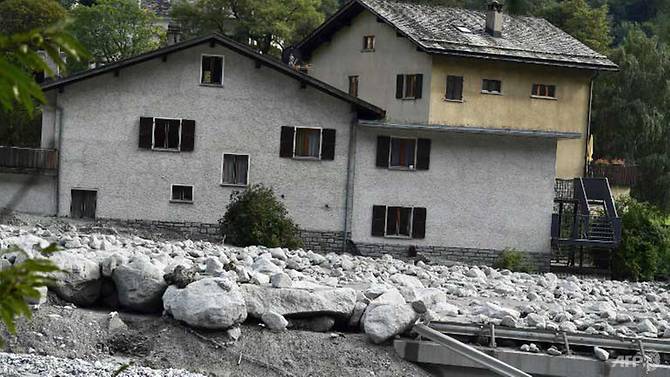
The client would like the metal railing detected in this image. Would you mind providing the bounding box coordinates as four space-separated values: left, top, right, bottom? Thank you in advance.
413 324 532 377
0 146 58 171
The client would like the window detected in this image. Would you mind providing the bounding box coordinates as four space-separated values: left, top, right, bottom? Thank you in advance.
396 74 423 100
279 126 336 160
139 117 196 152
376 136 431 170
294 128 321 158
201 55 223 85
362 35 375 51
481 79 502 94
348 75 359 97
222 154 249 186
454 25 472 33
171 185 193 203
531 84 556 99
446 75 464 101
154 118 181 150
390 137 416 169
371 205 427 239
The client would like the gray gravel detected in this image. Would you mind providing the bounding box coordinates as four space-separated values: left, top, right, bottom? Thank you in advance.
0 352 206 377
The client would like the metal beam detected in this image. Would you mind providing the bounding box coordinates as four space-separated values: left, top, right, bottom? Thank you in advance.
428 322 670 354
413 324 533 377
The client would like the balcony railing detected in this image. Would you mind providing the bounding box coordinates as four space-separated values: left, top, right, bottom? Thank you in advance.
0 146 58 174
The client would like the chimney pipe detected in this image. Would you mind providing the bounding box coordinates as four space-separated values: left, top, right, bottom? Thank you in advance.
166 22 182 46
485 0 504 37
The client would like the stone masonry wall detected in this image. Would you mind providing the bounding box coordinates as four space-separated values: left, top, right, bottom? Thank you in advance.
352 242 551 272
88 218 549 271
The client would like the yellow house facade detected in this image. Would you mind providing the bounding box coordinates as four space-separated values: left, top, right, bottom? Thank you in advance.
296 0 616 179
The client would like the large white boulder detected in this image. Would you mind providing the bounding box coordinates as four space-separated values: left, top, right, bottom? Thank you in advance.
113 255 167 313
48 252 102 306
163 278 247 329
240 284 356 319
363 302 418 344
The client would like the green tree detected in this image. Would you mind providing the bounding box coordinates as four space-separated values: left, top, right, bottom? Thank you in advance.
68 0 164 70
0 24 84 345
0 0 67 34
592 26 670 210
171 0 325 55
540 0 612 53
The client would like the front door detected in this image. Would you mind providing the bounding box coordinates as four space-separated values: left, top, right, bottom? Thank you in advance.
70 189 97 219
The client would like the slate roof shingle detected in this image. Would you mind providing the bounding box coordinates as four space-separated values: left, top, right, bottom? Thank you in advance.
299 0 617 70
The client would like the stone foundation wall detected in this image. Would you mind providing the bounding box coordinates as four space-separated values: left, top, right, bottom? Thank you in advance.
93 218 222 242
351 242 551 272
298 230 348 254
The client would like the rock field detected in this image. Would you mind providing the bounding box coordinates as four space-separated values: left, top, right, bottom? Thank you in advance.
0 352 206 377
2 222 670 351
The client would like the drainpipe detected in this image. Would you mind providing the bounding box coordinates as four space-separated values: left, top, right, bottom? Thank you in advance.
343 110 358 253
53 92 64 216
584 71 598 177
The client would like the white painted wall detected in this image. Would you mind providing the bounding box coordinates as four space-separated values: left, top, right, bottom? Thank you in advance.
0 173 57 215
308 11 432 123
351 127 557 253
43 43 356 231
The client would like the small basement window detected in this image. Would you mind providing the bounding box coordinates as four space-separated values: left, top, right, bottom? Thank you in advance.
154 118 181 150
348 75 359 97
531 83 556 99
171 184 193 203
222 153 249 186
390 137 416 169
201 55 224 85
362 35 375 51
481 79 502 94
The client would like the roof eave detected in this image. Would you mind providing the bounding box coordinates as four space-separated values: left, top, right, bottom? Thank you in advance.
359 120 582 139
424 48 618 72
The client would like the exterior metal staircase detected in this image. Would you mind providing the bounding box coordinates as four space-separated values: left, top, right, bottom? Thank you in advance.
551 177 621 249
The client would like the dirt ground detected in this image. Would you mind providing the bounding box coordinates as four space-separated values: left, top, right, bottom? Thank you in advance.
1 294 433 377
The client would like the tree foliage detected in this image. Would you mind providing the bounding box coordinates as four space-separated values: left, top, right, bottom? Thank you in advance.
68 0 164 70
0 0 67 35
0 246 60 346
540 0 612 53
591 26 670 210
220 184 303 249
612 197 670 281
171 0 325 55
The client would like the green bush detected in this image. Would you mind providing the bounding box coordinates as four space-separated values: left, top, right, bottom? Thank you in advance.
612 197 670 281
219 184 303 249
494 248 535 273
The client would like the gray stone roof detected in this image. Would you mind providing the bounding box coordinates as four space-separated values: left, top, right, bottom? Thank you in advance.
297 0 617 70
141 0 172 17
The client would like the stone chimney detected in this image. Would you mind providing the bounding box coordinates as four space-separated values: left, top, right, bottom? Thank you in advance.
485 0 504 37
166 22 182 46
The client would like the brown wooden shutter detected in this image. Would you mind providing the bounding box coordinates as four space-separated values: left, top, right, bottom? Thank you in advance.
371 205 386 237
446 76 454 99
321 129 336 160
395 75 404 99
415 74 423 99
412 207 426 239
416 138 431 170
455 76 463 100
280 126 295 158
376 135 390 167
180 119 195 151
139 117 153 149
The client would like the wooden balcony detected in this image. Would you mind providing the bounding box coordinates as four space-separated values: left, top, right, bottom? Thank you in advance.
0 146 58 175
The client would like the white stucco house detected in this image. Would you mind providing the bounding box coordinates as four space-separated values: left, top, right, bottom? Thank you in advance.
0 1 619 270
